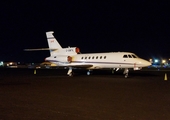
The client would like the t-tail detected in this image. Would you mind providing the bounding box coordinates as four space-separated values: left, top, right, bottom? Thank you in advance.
46 31 62 56
45 31 81 63
46 31 80 56
46 31 62 49
25 31 81 57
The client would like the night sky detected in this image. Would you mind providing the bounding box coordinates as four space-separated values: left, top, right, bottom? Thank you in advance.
1 1 170 62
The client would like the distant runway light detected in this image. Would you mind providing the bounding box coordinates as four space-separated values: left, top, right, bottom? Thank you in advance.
154 59 158 63
162 60 166 64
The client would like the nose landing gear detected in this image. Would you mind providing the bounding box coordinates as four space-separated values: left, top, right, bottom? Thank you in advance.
123 68 129 78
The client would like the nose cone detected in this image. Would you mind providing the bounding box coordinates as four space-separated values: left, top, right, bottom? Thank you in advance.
144 60 152 67
137 59 151 67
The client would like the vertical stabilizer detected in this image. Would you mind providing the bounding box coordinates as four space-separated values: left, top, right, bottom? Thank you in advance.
46 31 62 49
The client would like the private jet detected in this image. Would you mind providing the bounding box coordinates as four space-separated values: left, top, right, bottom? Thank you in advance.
25 31 151 78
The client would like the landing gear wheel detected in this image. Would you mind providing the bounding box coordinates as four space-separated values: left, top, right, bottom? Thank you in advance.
68 72 72 76
67 67 73 77
125 74 128 78
87 71 91 75
123 68 129 78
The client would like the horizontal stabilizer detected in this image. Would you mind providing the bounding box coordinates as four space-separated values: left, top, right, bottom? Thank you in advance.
24 48 58 51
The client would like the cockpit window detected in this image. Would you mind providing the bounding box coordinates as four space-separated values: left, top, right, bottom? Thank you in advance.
132 54 138 58
132 54 136 58
123 55 128 58
128 55 132 58
123 54 139 58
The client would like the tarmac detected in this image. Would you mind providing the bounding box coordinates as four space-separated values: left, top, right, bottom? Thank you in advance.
0 68 170 120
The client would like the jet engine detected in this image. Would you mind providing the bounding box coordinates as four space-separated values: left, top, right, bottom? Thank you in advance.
45 55 72 63
64 47 81 54
55 55 72 63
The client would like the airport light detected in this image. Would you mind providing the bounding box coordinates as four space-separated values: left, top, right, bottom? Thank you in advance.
0 61 3 66
154 59 159 63
162 60 166 64
149 59 153 63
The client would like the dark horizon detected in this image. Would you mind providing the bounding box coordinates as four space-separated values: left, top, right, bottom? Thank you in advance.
1 1 170 62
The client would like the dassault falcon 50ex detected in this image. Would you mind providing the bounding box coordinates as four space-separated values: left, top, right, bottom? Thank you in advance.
25 31 151 78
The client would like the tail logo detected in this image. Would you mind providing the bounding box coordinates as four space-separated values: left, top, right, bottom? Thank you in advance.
50 40 54 43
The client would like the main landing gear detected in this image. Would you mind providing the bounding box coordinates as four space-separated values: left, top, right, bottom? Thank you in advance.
112 68 129 78
67 67 73 76
67 67 129 78
67 68 92 76
87 70 92 75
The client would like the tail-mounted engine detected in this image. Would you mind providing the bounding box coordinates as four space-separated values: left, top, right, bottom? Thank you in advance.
65 47 80 54
45 55 72 63
50 47 81 56
56 55 72 63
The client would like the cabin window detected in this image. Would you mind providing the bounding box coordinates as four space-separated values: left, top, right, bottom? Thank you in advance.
104 56 106 59
81 57 83 59
100 56 102 59
96 56 98 59
54 56 56 58
123 55 128 58
88 57 91 59
85 57 87 59
92 56 94 59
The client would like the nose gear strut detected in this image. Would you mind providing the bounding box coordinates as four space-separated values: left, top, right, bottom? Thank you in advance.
123 68 129 78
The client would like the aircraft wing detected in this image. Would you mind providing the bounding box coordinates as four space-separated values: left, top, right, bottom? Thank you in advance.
66 64 93 68
54 64 93 69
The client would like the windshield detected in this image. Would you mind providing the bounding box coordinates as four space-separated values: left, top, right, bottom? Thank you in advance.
123 54 139 58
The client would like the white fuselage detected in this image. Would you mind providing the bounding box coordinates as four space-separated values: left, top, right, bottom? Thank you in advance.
26 31 151 77
45 52 151 70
